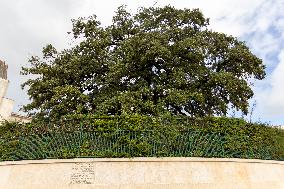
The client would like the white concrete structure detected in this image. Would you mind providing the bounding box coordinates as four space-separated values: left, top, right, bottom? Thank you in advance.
0 60 14 122
0 157 284 189
0 60 30 122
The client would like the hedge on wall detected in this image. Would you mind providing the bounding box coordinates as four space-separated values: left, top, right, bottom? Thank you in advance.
0 115 283 160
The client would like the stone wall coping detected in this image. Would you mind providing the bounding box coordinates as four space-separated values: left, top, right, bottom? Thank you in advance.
1 157 284 166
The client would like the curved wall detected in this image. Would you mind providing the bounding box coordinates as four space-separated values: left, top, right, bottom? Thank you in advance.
0 157 284 189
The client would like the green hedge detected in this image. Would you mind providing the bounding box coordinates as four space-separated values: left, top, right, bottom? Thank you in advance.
0 115 283 161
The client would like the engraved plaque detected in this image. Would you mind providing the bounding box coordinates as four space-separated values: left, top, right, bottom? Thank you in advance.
70 163 95 184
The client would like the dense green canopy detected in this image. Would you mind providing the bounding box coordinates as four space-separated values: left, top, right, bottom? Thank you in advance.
21 6 265 119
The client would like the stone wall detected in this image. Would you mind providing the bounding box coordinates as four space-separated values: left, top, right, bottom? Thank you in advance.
0 157 284 189
9 112 32 123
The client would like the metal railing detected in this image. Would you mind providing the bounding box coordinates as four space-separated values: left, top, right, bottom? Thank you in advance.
0 130 274 161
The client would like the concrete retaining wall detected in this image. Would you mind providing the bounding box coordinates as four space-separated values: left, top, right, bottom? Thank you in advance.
0 158 284 189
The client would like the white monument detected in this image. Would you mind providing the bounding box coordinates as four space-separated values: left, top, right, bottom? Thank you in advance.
0 59 30 122
0 60 14 121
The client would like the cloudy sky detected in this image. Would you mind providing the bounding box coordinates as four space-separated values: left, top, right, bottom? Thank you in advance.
0 0 284 125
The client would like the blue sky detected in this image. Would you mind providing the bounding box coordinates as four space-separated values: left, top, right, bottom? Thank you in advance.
0 0 284 125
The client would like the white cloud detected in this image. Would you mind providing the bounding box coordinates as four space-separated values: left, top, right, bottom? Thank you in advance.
255 50 284 119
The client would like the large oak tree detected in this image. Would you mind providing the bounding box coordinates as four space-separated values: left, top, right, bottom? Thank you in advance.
21 6 265 119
